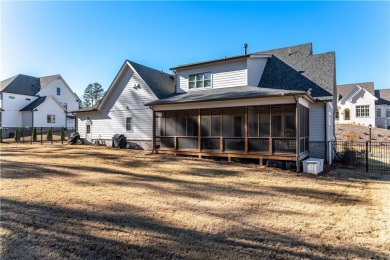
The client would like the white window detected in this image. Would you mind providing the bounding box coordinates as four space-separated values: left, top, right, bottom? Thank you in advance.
126 117 132 131
376 108 381 118
57 87 61 95
62 102 68 110
86 124 91 134
189 72 211 89
356 105 370 118
386 109 390 118
335 111 339 120
47 114 56 123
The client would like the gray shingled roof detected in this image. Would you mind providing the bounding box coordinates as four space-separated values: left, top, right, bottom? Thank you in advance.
149 43 335 106
1 74 41 96
20 96 48 111
375 89 390 105
337 82 375 101
128 60 175 99
256 43 334 100
146 85 308 106
71 100 100 113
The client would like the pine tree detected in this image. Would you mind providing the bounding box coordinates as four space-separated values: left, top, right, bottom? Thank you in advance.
82 83 104 108
32 127 37 141
47 128 53 141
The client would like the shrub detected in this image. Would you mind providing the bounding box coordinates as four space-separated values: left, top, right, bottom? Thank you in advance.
14 128 21 142
0 128 2 142
47 128 53 141
32 127 37 141
60 127 65 142
345 132 358 142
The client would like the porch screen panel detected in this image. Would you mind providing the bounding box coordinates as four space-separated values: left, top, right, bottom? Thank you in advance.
284 104 296 137
222 108 234 137
271 106 283 137
166 111 175 136
248 106 258 137
176 111 186 136
211 109 221 137
159 112 165 136
201 109 210 136
187 110 198 136
259 107 270 137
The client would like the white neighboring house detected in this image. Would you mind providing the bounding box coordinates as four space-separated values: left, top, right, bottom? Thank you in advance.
336 82 377 127
72 60 175 149
0 74 80 129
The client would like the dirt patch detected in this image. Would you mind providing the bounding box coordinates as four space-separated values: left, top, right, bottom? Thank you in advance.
1 144 389 259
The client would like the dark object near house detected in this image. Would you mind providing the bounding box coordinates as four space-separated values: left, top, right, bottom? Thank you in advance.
68 132 80 144
112 134 127 149
266 160 286 169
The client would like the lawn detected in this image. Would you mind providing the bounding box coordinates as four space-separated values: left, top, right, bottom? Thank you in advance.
1 144 389 259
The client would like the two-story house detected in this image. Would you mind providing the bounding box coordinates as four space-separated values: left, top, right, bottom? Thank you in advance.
0 74 80 129
146 43 336 168
336 82 377 127
73 61 175 148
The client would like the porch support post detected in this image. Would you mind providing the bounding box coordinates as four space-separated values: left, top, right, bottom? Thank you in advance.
198 109 201 152
244 106 248 153
296 100 300 172
152 110 156 153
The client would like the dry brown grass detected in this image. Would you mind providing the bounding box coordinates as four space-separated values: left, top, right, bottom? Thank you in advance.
1 144 389 259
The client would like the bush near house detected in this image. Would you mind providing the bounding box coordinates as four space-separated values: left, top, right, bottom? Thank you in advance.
60 127 66 142
32 127 37 141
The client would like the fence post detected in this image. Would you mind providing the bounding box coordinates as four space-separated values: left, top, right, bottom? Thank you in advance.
51 127 53 145
41 127 43 145
22 128 25 144
365 141 369 172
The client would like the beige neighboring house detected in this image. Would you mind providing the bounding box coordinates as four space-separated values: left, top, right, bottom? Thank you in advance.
336 82 377 127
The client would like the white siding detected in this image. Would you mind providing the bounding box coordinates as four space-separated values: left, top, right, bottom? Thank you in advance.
176 59 247 92
309 103 325 141
76 64 156 142
33 98 66 127
1 93 38 127
21 111 32 127
38 77 80 113
247 57 267 87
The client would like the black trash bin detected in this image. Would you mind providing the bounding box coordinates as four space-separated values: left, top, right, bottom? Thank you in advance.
68 132 80 144
112 134 127 149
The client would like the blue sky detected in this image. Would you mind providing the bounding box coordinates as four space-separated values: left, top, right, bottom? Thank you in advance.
1 1 389 98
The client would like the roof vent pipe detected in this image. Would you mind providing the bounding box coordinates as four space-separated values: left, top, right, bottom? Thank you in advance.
243 43 248 55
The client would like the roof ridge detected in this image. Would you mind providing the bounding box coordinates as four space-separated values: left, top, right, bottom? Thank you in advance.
128 60 172 77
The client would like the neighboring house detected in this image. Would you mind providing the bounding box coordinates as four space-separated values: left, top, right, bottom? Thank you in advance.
0 74 80 129
72 60 175 149
335 83 390 128
374 89 390 128
146 43 336 168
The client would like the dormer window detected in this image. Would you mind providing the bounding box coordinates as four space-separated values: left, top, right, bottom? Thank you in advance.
189 72 211 89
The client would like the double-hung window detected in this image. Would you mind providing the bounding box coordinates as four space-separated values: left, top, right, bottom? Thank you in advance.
126 117 132 131
376 108 381 118
386 109 390 118
356 105 370 117
57 87 61 95
189 72 211 89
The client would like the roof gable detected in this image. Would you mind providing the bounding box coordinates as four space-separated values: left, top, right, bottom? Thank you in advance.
256 43 335 100
375 89 390 105
337 82 375 100
20 96 66 112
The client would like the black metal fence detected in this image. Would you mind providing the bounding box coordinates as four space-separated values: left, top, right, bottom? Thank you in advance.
0 127 76 145
332 141 390 174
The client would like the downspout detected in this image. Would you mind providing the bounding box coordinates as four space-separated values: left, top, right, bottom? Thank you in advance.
324 101 328 164
150 106 156 154
294 95 299 172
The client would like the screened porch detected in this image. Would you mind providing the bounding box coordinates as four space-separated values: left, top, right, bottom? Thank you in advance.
153 104 309 161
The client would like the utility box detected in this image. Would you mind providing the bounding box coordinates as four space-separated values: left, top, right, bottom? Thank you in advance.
302 158 324 175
